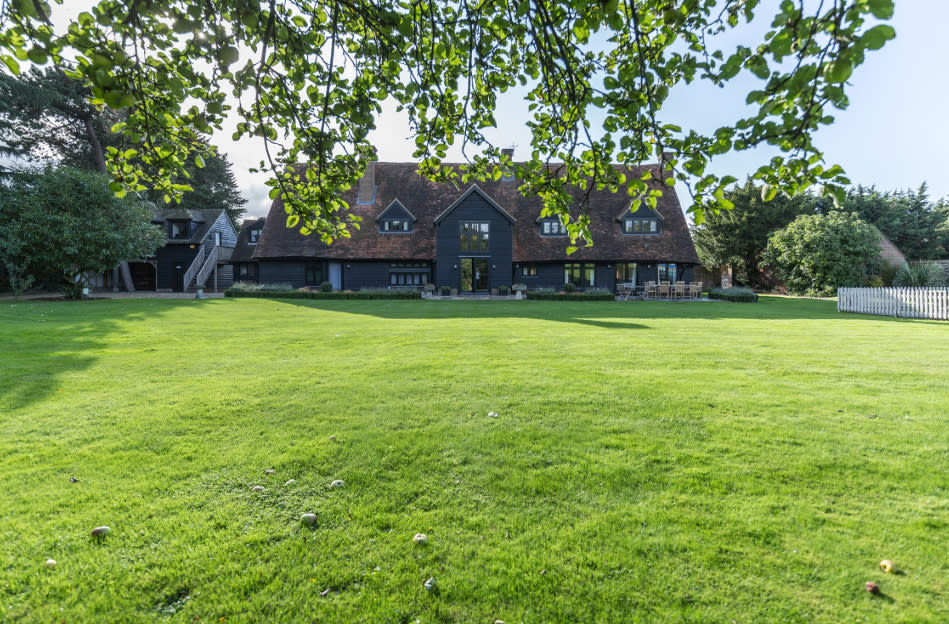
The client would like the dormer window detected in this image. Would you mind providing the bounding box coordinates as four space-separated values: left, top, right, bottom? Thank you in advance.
541 219 568 236
249 229 259 244
376 199 416 233
623 218 659 234
170 221 190 239
382 218 412 232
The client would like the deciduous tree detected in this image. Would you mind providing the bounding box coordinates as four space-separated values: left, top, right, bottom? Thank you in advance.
0 166 167 298
0 0 896 244
692 179 813 287
763 211 880 296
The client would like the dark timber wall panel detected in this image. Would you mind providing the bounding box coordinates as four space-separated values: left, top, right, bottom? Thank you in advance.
434 192 514 291
259 261 307 286
155 245 198 291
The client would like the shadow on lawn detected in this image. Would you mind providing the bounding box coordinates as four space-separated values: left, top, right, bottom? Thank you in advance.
0 298 212 411
271 295 906 325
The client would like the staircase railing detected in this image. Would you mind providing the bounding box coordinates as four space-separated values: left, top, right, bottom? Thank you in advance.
195 245 219 288
182 244 206 291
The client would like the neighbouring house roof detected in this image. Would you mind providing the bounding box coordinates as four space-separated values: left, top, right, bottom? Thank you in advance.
231 217 266 263
254 162 700 264
152 208 229 245
877 231 906 266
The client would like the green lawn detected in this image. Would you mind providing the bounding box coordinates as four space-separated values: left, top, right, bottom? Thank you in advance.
0 296 946 623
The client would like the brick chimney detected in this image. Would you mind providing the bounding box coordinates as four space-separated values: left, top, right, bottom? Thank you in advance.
357 161 375 204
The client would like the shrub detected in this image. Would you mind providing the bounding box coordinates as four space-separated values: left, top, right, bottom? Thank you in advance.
319 281 333 292
526 288 614 301
879 260 902 287
892 262 948 287
227 281 294 293
708 287 758 302
440 286 451 296
225 286 420 299
563 282 576 293
498 285 509 295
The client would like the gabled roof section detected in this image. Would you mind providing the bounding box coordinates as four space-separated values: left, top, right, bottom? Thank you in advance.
433 184 517 224
231 218 266 262
376 199 416 223
615 200 665 222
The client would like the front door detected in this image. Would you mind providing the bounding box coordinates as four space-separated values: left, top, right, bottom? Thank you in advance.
173 264 184 292
460 258 489 292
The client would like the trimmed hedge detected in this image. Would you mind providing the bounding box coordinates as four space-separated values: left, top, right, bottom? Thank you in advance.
708 287 758 302
225 287 421 300
526 288 615 301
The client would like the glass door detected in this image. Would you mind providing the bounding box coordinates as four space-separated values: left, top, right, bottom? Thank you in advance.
474 258 489 290
460 258 473 292
460 258 490 292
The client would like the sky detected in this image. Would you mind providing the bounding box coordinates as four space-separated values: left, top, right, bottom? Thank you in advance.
31 2 949 219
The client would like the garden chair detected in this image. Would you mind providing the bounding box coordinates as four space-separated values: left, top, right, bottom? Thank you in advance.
673 281 686 300
643 281 657 300
658 282 670 299
689 281 703 299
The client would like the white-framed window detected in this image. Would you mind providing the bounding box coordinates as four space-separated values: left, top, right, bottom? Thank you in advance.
382 219 412 232
541 220 567 235
623 219 658 234
213 232 222 246
249 229 259 244
521 265 537 277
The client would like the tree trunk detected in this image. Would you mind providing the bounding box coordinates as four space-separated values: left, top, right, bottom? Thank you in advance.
83 115 107 174
84 115 136 291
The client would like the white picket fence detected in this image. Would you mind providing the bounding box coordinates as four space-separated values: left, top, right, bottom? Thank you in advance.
838 287 949 320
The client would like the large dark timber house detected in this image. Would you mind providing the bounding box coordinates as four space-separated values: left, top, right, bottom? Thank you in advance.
251 162 700 292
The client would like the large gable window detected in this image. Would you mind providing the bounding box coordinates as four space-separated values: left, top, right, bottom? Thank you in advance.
460 222 489 252
623 219 658 234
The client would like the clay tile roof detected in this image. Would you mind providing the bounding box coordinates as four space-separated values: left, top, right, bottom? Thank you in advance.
254 162 699 264
231 217 266 262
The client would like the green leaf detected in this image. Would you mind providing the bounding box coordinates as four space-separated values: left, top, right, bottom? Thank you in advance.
286 214 300 228
1 55 20 75
823 60 853 84
862 24 895 51
867 0 895 20
218 46 239 67
194 154 206 169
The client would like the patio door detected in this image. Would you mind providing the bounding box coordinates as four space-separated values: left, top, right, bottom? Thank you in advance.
460 258 489 292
